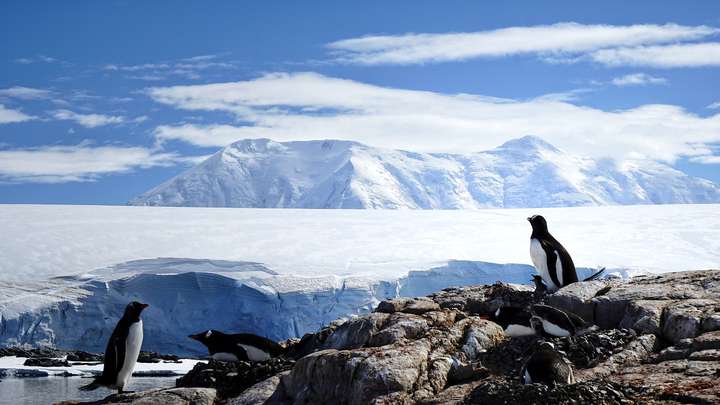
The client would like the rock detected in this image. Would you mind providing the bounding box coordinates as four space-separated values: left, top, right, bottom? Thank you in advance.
688 349 720 361
65 351 103 362
56 388 216 405
702 314 720 332
457 318 504 361
618 299 669 335
653 346 691 362
464 378 641 405
176 357 294 399
546 280 612 322
376 297 440 315
226 374 284 405
662 302 704 343
137 351 181 363
23 357 70 367
692 330 720 351
322 312 390 349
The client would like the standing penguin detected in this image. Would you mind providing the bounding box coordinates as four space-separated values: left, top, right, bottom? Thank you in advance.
80 301 148 394
520 341 575 386
189 330 285 362
527 215 578 292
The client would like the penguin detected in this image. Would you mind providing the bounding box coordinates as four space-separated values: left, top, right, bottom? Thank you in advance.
531 275 548 299
528 215 579 292
80 301 148 394
489 306 535 337
530 304 597 337
189 330 284 362
520 341 575 386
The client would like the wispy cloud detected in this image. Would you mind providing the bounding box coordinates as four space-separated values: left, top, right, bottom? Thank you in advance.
326 23 719 67
0 86 53 100
147 72 720 162
0 105 35 124
103 54 236 80
611 73 667 86
590 43 720 67
690 155 720 164
0 144 179 183
14 55 59 64
708 101 720 109
51 109 126 128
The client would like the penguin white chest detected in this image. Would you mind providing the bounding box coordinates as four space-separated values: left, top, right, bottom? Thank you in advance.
239 344 271 362
529 239 560 291
117 320 143 389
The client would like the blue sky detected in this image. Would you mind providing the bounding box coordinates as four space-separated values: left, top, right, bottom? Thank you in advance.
1 0 719 204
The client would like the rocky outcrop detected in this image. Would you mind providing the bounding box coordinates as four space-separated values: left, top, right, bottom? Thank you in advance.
56 388 217 405
68 270 720 404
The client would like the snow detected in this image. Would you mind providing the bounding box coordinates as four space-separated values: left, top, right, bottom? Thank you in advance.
1 204 718 283
0 355 203 377
130 136 720 208
0 203 718 354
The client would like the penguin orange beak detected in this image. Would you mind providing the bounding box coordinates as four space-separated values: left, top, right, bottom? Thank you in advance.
188 333 201 341
527 217 532 221
140 303 149 309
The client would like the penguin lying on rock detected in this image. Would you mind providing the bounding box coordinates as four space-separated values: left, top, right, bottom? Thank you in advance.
489 307 535 337
530 304 597 337
520 341 575 386
80 301 149 394
189 330 285 362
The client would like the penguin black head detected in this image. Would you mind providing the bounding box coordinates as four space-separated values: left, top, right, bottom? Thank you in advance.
123 301 149 320
189 329 224 347
527 215 548 234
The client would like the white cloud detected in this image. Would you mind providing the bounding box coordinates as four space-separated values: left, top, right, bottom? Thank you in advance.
0 86 53 100
104 55 236 80
327 23 718 65
611 73 667 86
0 104 35 124
51 109 126 128
14 55 59 64
0 145 179 183
708 101 720 109
690 155 720 164
146 72 720 162
590 43 720 67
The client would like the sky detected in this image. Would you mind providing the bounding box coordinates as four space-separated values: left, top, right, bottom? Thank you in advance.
0 0 719 204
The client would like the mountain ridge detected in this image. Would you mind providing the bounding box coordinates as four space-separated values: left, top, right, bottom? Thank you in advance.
130 136 720 208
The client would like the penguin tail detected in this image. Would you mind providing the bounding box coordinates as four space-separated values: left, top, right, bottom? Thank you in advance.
79 379 101 391
583 267 606 282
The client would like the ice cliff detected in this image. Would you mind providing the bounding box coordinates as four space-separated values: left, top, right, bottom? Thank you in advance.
0 258 609 355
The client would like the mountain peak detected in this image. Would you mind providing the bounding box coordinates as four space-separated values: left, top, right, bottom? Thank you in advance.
497 135 559 152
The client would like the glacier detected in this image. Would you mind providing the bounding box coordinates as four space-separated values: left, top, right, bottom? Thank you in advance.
130 136 720 208
0 258 609 355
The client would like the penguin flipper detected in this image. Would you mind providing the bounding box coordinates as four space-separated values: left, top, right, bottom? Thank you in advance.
100 333 126 383
542 241 562 289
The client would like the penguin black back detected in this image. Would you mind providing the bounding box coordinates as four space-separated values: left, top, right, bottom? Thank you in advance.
528 215 578 290
80 301 148 392
189 330 284 362
521 341 575 386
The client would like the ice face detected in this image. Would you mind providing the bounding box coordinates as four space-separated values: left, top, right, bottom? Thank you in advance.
0 258 627 355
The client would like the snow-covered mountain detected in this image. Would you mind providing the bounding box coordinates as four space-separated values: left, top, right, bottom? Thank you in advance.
130 136 720 208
